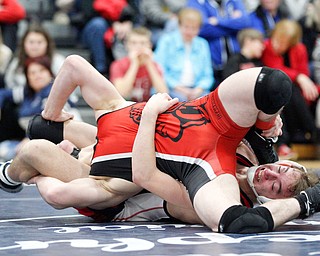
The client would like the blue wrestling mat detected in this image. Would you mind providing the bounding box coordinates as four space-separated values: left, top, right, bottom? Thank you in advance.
1 185 320 255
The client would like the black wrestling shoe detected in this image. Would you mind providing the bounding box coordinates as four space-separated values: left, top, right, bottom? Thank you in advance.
244 127 279 164
0 160 23 193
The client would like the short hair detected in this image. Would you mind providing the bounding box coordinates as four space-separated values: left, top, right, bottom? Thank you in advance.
178 7 202 26
237 28 264 48
290 167 319 196
127 27 152 41
271 19 302 47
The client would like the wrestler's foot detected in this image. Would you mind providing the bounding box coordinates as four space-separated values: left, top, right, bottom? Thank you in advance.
244 127 279 164
0 160 23 193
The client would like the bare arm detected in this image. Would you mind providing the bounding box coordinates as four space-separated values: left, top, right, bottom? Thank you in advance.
132 93 193 208
32 176 140 210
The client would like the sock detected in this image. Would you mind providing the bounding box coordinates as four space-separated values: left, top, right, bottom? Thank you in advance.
0 161 21 186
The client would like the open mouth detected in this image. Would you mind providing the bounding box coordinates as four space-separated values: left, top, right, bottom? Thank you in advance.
255 168 264 182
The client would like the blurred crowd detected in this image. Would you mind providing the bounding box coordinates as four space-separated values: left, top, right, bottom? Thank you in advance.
0 0 319 161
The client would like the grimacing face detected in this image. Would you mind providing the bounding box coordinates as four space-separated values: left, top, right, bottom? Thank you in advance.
253 163 302 200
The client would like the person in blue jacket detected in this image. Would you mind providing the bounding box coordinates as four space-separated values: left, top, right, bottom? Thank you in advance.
187 0 251 89
154 7 214 101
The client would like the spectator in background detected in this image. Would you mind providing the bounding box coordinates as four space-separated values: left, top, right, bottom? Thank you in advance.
283 0 308 21
97 0 142 61
187 0 251 89
0 0 26 52
298 0 320 75
262 19 319 159
154 7 213 101
68 0 110 75
109 27 167 102
0 27 12 88
140 0 186 47
249 0 290 38
0 23 65 145
222 28 264 80
0 56 81 161
4 23 65 101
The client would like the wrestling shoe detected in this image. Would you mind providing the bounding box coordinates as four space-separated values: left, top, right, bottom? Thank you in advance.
244 127 279 164
0 160 23 193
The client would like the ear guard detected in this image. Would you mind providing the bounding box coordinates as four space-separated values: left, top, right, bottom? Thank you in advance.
247 161 307 205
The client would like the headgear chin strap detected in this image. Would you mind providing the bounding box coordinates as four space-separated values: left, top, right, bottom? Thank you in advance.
247 161 308 205
247 166 272 205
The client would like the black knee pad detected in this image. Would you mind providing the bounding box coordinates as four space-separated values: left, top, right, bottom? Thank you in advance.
254 67 292 114
218 205 274 233
27 114 64 144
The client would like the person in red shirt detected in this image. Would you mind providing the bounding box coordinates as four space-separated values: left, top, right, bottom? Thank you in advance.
109 27 168 102
0 0 26 51
261 19 319 159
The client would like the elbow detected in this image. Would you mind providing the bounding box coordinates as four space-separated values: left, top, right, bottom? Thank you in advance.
40 186 67 209
132 166 150 187
132 168 144 186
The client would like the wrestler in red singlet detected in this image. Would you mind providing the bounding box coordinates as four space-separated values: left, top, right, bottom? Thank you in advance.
91 88 249 200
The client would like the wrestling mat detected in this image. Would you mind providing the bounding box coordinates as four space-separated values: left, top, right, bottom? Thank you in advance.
1 185 320 256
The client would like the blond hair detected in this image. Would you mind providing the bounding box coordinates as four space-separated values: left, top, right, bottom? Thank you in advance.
237 28 264 48
271 19 302 47
127 26 152 40
178 7 202 26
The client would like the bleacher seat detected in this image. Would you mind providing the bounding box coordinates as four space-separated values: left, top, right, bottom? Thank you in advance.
19 0 55 21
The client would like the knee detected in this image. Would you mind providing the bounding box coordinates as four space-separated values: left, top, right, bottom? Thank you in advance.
218 205 274 234
254 67 292 115
64 55 85 72
41 185 67 209
17 139 54 164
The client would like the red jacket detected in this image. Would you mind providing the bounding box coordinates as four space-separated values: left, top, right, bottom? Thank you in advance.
261 39 310 83
0 0 26 23
93 0 127 21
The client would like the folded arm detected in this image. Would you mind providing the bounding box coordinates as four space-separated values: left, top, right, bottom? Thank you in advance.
132 93 193 209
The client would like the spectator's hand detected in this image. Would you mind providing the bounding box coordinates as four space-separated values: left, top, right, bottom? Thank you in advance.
208 16 218 26
138 48 153 65
232 10 242 18
296 73 319 101
143 93 178 116
128 50 140 65
113 21 133 40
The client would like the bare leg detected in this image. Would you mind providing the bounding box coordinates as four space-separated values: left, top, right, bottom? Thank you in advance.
8 139 90 183
63 119 97 148
42 55 128 122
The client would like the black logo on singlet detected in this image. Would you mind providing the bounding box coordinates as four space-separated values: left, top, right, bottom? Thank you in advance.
129 100 211 142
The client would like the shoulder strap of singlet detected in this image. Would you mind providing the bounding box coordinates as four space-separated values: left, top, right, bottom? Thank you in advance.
237 153 255 208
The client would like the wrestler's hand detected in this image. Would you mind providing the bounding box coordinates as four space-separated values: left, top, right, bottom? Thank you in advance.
143 93 179 116
261 115 283 138
41 109 74 122
58 140 76 154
